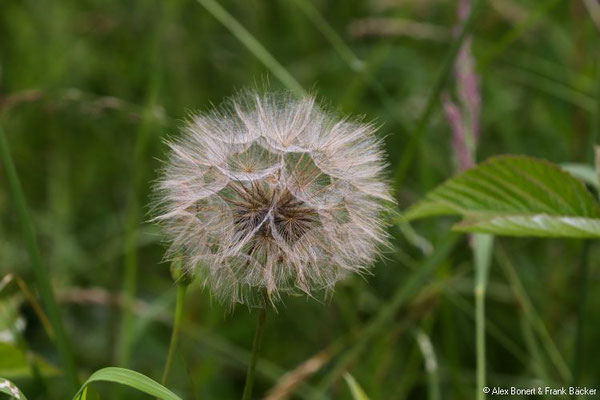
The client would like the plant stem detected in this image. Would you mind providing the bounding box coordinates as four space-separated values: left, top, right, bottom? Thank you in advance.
415 328 440 400
573 241 591 385
317 233 459 393
393 0 484 190
496 247 572 381
116 2 166 365
161 283 188 385
0 124 79 391
242 304 267 400
473 234 493 400
197 0 305 97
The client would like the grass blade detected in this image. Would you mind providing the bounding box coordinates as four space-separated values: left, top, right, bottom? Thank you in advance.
473 234 493 400
290 0 408 131
317 233 460 393
0 124 79 391
415 329 440 400
0 377 28 400
393 0 484 190
116 1 169 366
478 0 561 70
72 367 182 400
343 373 370 400
196 0 305 96
495 247 572 382
290 0 362 71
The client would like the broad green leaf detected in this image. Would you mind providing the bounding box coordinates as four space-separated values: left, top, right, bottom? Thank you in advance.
0 342 60 379
405 155 600 238
343 373 370 400
72 367 182 400
0 377 27 399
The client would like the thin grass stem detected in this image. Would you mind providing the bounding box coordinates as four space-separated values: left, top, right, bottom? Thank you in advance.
496 247 572 382
116 2 167 366
478 0 561 71
0 124 79 391
520 313 550 382
573 241 591 385
242 304 267 400
473 234 493 400
393 0 484 190
161 283 188 385
290 0 362 72
197 0 305 96
415 329 440 400
317 233 459 393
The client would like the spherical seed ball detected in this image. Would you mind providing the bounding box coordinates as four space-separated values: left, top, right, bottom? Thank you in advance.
154 91 393 306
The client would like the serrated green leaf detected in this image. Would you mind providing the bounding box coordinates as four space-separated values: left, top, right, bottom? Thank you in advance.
72 367 182 400
343 373 370 400
0 377 27 400
405 155 600 238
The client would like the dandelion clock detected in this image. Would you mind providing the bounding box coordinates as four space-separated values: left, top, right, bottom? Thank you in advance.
155 91 392 304
153 91 392 397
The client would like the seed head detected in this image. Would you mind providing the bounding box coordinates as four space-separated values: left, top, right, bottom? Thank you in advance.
154 91 392 306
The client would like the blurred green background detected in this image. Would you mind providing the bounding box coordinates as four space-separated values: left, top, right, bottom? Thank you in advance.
1 0 599 399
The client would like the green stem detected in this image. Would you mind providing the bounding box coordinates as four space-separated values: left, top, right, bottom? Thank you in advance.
475 285 486 399
573 241 591 385
116 0 167 364
317 233 459 393
197 0 305 96
161 283 188 385
0 124 79 391
496 247 572 381
473 234 493 400
393 0 484 190
415 328 440 400
242 304 267 400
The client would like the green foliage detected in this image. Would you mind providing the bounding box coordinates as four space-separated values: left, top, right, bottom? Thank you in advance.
0 125 78 390
405 155 600 237
343 373 370 400
72 368 182 400
1 0 599 399
0 377 27 400
0 342 59 379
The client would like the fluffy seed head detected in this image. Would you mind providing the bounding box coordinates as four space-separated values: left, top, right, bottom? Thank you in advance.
154 91 392 306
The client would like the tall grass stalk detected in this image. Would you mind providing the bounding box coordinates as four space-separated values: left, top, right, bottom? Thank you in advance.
116 81 161 367
415 329 440 400
0 124 79 391
116 0 170 365
392 0 484 190
290 0 407 131
478 0 561 70
574 63 600 383
317 234 459 393
196 0 305 96
290 0 362 71
520 313 551 383
573 241 591 385
242 304 267 400
473 234 493 400
496 247 572 382
161 283 188 385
